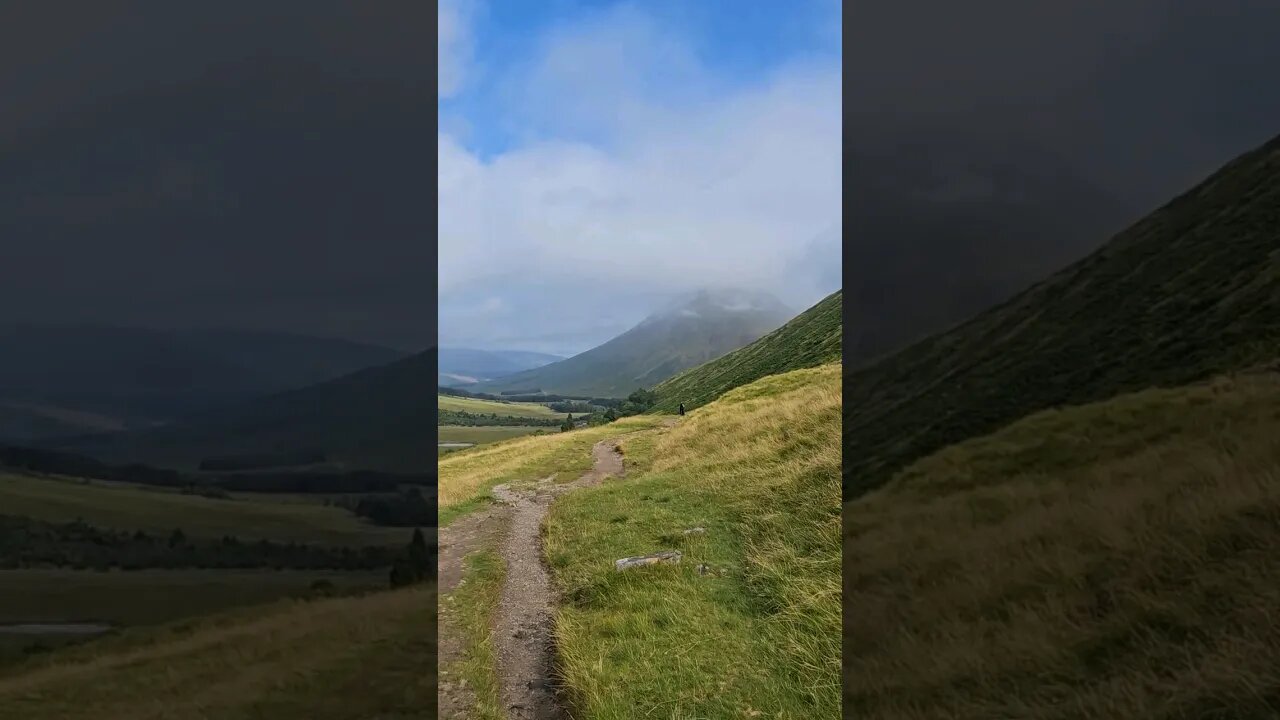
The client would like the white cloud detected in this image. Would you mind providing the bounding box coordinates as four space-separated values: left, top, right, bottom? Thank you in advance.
438 6 842 351
437 0 473 99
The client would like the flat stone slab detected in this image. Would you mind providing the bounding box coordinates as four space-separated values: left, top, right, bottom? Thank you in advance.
615 550 682 571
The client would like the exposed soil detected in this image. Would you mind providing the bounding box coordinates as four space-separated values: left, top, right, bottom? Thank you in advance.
491 440 624 719
436 439 626 720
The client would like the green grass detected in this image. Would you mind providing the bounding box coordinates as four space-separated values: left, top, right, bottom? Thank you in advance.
436 416 664 518
439 549 504 719
0 471 410 546
842 370 1280 718
0 568 385 665
438 425 557 445
652 289 842 412
437 393 559 418
842 133 1280 499
545 364 841 718
0 585 435 719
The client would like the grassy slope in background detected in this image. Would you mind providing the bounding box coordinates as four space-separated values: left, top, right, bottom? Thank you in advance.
652 289 842 413
0 470 409 546
546 364 840 719
0 586 436 720
842 133 1280 499
435 416 662 525
843 371 1280 718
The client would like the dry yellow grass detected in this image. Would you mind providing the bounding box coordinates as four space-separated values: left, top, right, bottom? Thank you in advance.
547 364 842 718
436 415 662 515
843 371 1280 718
0 586 435 719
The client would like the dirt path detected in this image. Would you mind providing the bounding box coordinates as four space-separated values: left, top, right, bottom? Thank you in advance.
436 439 626 720
491 439 625 720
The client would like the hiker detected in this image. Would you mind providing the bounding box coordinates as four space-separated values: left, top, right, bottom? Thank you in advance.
678 402 685 416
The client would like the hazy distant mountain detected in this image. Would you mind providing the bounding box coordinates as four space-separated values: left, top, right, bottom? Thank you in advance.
0 324 403 441
473 289 794 398
437 347 564 386
52 349 436 473
653 289 842 412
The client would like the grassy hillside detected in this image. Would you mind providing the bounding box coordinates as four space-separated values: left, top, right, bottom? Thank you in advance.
0 471 408 546
474 289 792 398
843 131 1280 499
843 371 1280 717
545 364 841 718
436 416 663 523
0 568 384 665
0 586 435 719
652 289 841 412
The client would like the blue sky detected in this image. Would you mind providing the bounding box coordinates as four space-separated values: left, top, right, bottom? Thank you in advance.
438 0 842 355
441 0 840 158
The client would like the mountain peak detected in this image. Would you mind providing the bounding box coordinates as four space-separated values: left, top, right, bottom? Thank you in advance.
649 288 792 322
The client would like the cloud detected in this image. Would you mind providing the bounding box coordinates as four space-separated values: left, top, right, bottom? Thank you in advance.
437 6 841 352
438 0 474 99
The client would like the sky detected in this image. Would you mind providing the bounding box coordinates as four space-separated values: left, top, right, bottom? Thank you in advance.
0 1 434 351
3 2 1277 360
848 0 1280 209
437 0 844 356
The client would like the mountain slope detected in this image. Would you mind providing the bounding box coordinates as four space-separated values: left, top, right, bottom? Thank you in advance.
843 131 1280 499
843 131 1135 364
0 325 403 440
651 289 841 412
55 350 436 472
844 370 1280 717
473 289 793 398
437 347 563 386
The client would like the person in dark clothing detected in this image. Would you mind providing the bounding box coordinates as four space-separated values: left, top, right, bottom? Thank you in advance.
678 403 685 416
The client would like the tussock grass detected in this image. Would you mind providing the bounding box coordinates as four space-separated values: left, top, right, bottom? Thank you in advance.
0 471 407 545
0 585 435 719
843 371 1280 718
436 416 662 521
546 364 841 718
440 549 504 719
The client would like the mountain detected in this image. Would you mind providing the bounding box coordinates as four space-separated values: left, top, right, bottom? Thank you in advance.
840 133 1280 716
843 131 1136 364
843 131 1280 499
651 289 841 412
437 348 563 387
472 289 794 398
54 349 437 473
0 325 403 441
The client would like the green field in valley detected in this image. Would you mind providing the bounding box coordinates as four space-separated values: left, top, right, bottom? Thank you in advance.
437 393 560 418
0 471 410 546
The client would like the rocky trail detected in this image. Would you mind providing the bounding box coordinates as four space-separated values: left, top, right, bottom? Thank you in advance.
437 438 627 720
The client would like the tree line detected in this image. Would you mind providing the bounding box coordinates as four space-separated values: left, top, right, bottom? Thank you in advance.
0 515 399 571
439 385 624 408
0 444 431 495
437 409 562 427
